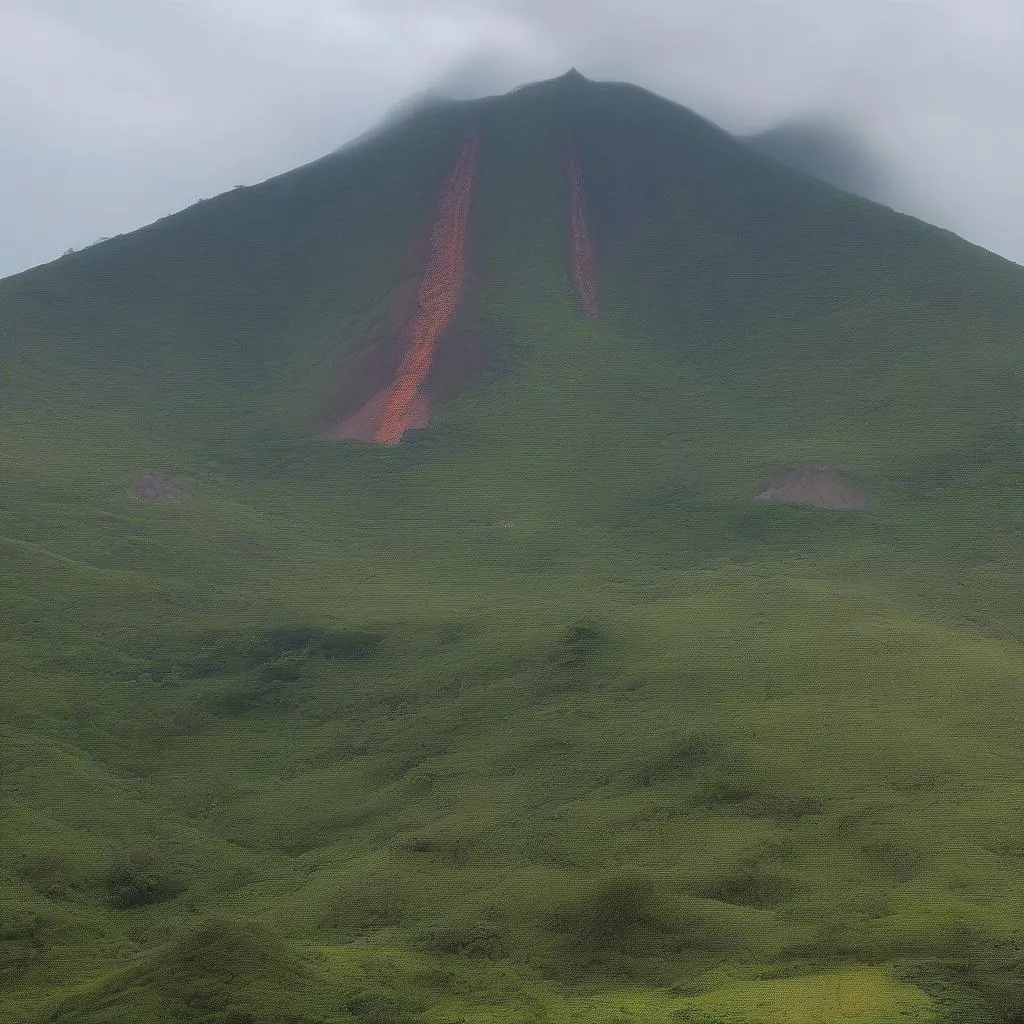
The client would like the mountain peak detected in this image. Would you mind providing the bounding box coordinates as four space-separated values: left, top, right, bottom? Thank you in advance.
553 67 591 88
513 67 592 95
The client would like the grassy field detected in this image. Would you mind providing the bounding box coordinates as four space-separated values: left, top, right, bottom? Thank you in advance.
1 72 1022 1023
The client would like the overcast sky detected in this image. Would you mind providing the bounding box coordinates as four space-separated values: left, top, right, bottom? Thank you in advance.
3 0 1024 280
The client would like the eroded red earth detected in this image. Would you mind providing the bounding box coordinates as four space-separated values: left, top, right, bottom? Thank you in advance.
328 136 480 444
567 142 597 318
329 135 602 444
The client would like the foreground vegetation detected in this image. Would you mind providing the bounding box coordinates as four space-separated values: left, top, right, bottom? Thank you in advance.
1 72 1022 1022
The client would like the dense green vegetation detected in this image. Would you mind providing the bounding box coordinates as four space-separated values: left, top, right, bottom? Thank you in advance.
0 71 1022 1022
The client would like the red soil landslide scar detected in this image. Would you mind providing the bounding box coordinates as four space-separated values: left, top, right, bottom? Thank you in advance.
330 132 599 444
329 135 480 446
567 141 597 319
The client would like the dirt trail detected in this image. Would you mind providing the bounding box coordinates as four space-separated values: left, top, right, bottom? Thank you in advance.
567 142 597 318
330 136 479 445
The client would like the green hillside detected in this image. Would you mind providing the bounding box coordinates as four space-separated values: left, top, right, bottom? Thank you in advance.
1 70 1022 1024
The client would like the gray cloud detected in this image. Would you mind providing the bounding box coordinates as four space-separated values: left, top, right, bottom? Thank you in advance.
2 0 1024 279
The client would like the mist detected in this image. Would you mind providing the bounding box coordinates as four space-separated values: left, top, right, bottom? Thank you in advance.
2 0 1022 278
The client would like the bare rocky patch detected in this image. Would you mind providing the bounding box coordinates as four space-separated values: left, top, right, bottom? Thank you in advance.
755 465 866 510
130 472 183 503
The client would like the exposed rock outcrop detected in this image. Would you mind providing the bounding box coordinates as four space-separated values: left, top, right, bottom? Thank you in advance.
755 466 866 510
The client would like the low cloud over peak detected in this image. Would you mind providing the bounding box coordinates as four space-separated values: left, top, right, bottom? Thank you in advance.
2 0 1023 278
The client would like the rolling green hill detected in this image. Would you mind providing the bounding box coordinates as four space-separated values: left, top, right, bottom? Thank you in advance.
1 70 1022 1024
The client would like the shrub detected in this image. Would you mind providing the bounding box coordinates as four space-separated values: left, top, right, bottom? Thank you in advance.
319 881 415 937
550 619 608 670
261 626 382 662
217 652 310 715
16 850 76 898
637 731 721 785
708 863 794 907
415 921 508 959
105 845 182 909
546 873 708 960
544 871 751 980
316 629 382 660
167 625 383 683
217 678 293 715
395 834 471 866
860 840 923 881
696 777 824 820
0 906 51 942
342 990 427 1024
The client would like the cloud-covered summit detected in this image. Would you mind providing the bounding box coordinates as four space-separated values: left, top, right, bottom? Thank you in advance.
2 0 1023 278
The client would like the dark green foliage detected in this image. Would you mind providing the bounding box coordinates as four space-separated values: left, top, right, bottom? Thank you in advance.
41 918 339 1023
860 840 924 882
341 990 427 1024
708 861 795 908
0 906 52 944
312 630 381 661
138 625 385 715
414 921 508 960
0 907 50 983
550 619 609 671
158 627 383 683
254 627 382 663
636 731 722 785
696 777 825 821
545 873 735 968
318 882 415 939
17 851 78 900
902 952 1024 1024
215 652 310 716
105 846 182 909
395 834 472 867
216 677 297 716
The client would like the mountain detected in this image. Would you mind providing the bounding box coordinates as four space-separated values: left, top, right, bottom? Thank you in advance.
742 118 890 204
1 70 1023 1024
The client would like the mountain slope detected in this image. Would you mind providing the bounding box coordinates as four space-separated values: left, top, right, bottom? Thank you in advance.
742 119 890 204
1 71 1023 1024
